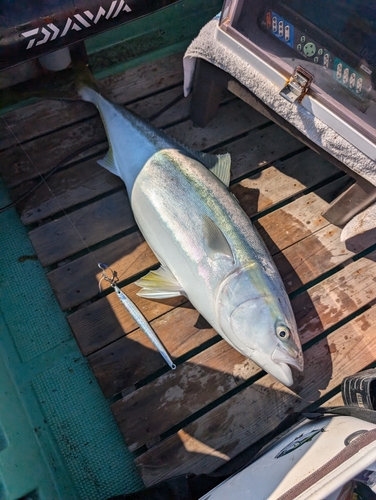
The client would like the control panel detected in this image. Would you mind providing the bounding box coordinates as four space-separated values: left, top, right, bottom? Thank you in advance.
264 10 370 100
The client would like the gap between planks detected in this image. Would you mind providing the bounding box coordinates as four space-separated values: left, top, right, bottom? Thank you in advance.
0 52 186 151
67 177 347 359
135 300 376 486
28 147 332 267
3 51 375 490
79 176 376 401
111 249 376 453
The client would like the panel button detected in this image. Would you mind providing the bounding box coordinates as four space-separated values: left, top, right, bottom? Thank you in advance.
343 67 349 85
336 62 343 79
266 11 272 29
272 16 277 32
303 42 316 57
284 25 290 42
278 20 284 36
356 77 363 94
349 72 356 89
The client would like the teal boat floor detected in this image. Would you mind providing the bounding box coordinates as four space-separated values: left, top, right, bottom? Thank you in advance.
0 2 225 496
0 178 143 499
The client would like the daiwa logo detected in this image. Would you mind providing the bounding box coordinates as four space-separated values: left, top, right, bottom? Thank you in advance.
21 0 132 49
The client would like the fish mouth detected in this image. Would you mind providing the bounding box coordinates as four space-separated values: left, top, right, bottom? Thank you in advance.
250 346 303 387
256 352 295 387
269 345 304 387
272 345 304 371
267 362 294 387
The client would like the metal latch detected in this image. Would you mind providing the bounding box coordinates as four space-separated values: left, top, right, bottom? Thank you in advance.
280 66 314 103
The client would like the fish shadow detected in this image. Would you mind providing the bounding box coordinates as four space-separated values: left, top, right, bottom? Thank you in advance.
228 181 333 397
80 228 334 497
97 323 335 499
257 228 332 399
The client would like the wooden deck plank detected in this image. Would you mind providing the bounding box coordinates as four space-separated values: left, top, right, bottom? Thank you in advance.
28 148 335 267
276 223 376 294
111 250 376 451
0 118 107 188
47 232 157 310
222 124 303 178
294 250 376 345
16 158 122 225
165 99 270 151
14 122 303 226
0 52 186 151
135 302 376 486
4 51 376 492
115 339 255 451
29 190 133 266
0 98 268 190
86 179 369 400
46 150 338 308
88 305 217 398
67 178 343 358
0 100 90 151
255 179 347 255
231 150 338 219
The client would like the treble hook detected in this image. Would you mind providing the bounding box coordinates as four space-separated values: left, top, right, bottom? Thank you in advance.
98 263 118 292
97 263 176 370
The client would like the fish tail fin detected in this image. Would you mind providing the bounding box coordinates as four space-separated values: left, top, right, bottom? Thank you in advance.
0 52 102 109
77 85 101 106
73 59 102 103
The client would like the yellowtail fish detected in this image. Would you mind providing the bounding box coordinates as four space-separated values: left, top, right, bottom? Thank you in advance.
78 85 303 386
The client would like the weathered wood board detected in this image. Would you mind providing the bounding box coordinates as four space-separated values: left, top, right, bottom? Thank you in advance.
1 51 376 489
135 302 376 485
112 250 376 453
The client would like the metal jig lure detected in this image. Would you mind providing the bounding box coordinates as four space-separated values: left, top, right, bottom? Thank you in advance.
98 263 176 370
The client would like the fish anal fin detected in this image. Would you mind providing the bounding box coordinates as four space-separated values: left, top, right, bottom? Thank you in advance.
203 216 234 262
135 266 185 299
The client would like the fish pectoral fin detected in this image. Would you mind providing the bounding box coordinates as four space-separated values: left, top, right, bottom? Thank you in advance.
97 147 118 177
135 266 185 299
203 216 234 262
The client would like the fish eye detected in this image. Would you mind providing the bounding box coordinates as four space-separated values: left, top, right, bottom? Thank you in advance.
276 325 290 340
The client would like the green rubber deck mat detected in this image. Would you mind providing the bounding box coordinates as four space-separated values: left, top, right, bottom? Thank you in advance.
0 178 143 499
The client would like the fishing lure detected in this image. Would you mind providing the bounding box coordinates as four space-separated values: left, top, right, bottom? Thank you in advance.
98 263 176 370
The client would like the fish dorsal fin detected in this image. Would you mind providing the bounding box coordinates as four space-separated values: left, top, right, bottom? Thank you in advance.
135 266 185 299
199 152 231 187
182 144 231 187
97 147 118 177
203 216 234 262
